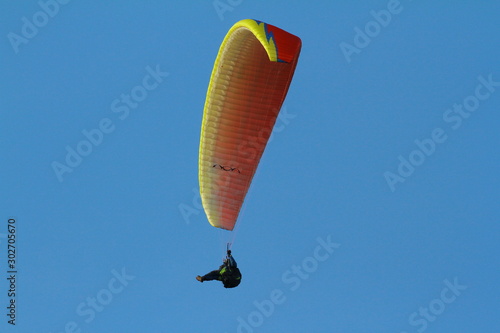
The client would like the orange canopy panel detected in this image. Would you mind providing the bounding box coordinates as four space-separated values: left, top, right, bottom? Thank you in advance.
199 19 301 230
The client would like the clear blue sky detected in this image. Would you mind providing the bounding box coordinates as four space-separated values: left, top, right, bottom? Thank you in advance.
1 1 499 332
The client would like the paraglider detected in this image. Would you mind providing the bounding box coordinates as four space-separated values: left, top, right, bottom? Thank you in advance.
196 249 241 288
196 19 301 286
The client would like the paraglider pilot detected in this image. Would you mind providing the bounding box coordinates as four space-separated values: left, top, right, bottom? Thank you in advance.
196 250 242 288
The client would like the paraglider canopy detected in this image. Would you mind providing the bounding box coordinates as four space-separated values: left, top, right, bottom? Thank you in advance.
199 19 301 230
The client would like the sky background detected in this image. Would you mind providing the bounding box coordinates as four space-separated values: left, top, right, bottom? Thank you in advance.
1 1 499 332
